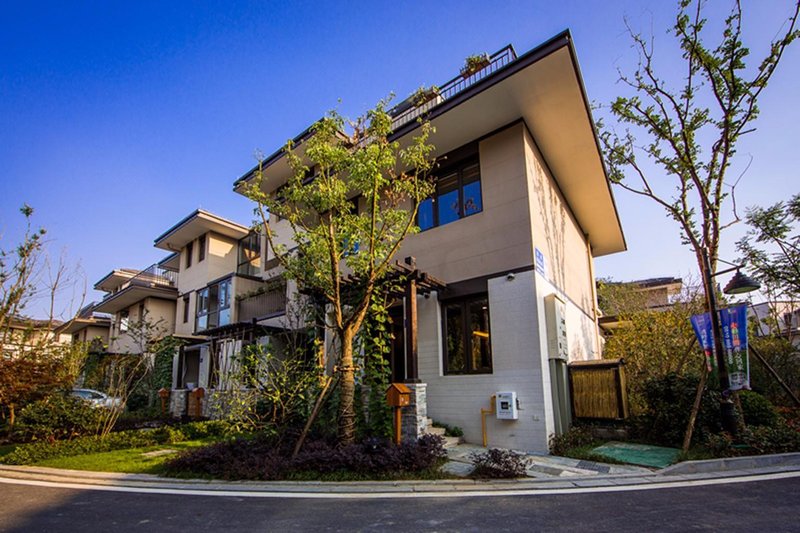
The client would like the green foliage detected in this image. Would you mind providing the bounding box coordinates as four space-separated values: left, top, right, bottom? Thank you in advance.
705 422 800 457
739 390 779 427
462 53 490 74
153 336 181 390
748 336 800 407
432 420 464 438
549 426 596 456
597 1 800 271
633 372 722 448
245 100 436 444
470 448 527 478
737 193 800 300
597 280 705 413
1 420 233 465
15 395 104 442
356 291 394 439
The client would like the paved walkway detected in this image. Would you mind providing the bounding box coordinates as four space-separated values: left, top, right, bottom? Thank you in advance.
1 452 799 497
443 443 653 478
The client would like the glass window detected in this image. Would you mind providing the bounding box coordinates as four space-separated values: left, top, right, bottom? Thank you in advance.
443 295 492 375
185 241 193 269
418 157 482 231
195 278 232 332
119 310 129 332
198 235 206 262
238 233 261 276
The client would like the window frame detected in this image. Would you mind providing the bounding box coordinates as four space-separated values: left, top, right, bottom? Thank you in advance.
198 234 206 262
182 295 190 324
195 277 232 332
418 154 483 231
185 241 193 269
441 293 493 375
237 232 261 277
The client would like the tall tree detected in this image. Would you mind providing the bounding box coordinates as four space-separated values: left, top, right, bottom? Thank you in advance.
598 0 799 278
245 102 435 444
737 193 800 300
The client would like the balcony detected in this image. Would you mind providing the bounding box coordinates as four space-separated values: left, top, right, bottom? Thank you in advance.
94 264 178 314
389 45 517 132
237 284 287 323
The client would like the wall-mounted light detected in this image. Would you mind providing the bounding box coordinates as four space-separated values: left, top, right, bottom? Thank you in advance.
506 273 515 281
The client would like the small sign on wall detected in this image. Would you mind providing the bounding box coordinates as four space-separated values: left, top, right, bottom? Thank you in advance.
535 247 547 277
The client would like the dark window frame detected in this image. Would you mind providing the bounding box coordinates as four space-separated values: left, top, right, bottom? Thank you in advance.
418 153 483 231
195 277 232 332
185 241 194 269
442 293 493 375
198 234 206 262
237 232 262 276
182 295 190 324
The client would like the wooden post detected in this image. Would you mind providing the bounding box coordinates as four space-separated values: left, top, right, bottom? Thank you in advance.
682 364 708 453
393 407 402 445
749 342 800 407
158 388 170 417
404 256 419 383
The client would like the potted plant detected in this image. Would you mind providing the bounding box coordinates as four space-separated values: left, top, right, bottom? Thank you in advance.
461 53 490 78
412 85 440 106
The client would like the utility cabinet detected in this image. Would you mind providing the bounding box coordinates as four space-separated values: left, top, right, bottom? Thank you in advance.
545 294 572 435
496 391 519 420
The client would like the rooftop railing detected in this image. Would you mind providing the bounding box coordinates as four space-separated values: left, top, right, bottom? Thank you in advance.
104 264 178 298
389 45 518 131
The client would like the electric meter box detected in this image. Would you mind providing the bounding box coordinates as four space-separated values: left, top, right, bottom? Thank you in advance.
496 391 519 420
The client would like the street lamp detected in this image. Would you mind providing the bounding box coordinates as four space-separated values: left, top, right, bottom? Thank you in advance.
701 250 761 435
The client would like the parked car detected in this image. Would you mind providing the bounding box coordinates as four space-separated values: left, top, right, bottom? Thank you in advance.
71 388 123 409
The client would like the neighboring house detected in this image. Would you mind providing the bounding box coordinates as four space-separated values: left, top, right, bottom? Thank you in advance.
750 301 800 345
597 277 683 335
93 264 178 354
54 302 112 354
1 316 71 358
232 32 626 452
152 209 288 415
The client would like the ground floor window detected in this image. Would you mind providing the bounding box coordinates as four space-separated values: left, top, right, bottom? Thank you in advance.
443 294 492 374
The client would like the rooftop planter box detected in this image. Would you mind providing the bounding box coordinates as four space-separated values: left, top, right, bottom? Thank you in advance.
460 53 490 78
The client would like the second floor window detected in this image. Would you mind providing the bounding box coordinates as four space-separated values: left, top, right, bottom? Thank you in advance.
418 158 482 231
196 278 231 332
182 295 190 324
238 233 261 276
119 310 129 333
185 241 194 269
198 235 206 262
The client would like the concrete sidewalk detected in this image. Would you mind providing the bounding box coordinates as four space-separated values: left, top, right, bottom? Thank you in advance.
1 452 799 496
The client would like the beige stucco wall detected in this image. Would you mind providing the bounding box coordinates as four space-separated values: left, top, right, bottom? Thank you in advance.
399 123 534 284
524 126 596 318
174 232 240 336
109 297 176 354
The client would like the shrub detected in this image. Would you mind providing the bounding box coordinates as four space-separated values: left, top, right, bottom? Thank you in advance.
470 448 527 478
432 421 464 438
739 390 779 427
15 395 104 442
705 422 800 457
163 434 447 480
1 420 233 465
633 372 722 447
549 426 595 456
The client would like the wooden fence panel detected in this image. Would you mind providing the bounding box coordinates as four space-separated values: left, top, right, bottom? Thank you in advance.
569 358 628 420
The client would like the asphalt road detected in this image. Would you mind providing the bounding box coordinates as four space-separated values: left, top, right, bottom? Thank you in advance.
1 477 798 532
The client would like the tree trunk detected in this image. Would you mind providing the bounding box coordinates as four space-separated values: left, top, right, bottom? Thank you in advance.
338 328 357 445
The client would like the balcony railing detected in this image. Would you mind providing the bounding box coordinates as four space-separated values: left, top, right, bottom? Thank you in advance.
389 45 518 132
105 264 178 299
238 285 287 322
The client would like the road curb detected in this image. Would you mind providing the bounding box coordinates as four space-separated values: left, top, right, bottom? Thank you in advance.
2 453 800 495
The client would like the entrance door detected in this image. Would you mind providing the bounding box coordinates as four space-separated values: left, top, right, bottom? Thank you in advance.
388 306 406 383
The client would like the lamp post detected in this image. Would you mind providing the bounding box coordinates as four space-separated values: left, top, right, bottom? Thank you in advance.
700 249 761 435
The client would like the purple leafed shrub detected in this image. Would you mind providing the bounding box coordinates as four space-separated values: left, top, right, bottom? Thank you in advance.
164 433 446 480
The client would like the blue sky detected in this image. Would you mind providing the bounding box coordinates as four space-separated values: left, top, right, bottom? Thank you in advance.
2 1 798 318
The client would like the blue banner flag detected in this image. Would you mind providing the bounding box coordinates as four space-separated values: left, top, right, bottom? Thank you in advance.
690 304 750 392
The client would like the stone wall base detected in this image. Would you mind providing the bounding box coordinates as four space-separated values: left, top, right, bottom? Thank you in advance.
401 383 428 442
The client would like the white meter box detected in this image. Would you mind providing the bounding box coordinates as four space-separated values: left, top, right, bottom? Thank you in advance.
496 391 519 420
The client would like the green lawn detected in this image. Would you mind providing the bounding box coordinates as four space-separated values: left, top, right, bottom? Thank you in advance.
34 439 211 475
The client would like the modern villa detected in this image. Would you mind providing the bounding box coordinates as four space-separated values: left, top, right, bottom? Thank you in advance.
231 30 626 452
